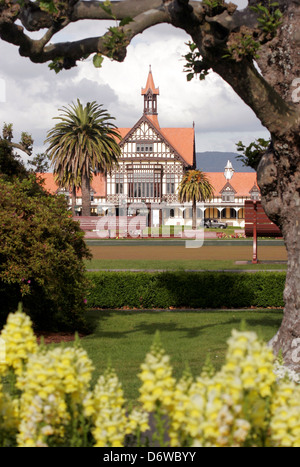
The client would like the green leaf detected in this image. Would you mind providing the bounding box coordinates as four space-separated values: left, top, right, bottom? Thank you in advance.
119 16 133 27
93 54 104 68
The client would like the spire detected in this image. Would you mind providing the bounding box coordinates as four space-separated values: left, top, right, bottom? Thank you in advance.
142 66 159 120
224 160 235 180
142 65 160 96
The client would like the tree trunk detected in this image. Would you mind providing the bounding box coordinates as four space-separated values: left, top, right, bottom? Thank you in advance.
192 198 197 230
81 171 91 217
257 133 300 371
270 218 300 372
71 185 76 217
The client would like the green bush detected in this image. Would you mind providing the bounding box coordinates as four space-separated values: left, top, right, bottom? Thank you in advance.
86 271 286 309
0 175 91 331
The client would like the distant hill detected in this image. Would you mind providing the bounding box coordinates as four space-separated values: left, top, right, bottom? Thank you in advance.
196 152 255 173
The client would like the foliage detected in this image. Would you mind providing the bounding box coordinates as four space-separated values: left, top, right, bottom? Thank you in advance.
0 138 27 180
224 27 262 61
45 99 121 216
250 1 283 38
236 138 271 170
183 42 211 82
184 3 282 69
178 170 214 204
20 132 33 153
27 153 50 173
2 123 13 141
224 1 282 61
0 175 91 331
0 309 299 447
202 0 227 16
99 0 133 61
85 271 286 309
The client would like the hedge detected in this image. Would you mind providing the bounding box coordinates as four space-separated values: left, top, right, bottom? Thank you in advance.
86 271 286 309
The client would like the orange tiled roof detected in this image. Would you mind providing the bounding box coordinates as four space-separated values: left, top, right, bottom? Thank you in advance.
37 173 58 194
37 172 106 197
161 127 195 167
146 114 160 129
206 172 259 197
117 128 131 140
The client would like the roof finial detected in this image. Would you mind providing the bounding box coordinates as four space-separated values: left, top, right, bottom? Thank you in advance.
149 64 152 72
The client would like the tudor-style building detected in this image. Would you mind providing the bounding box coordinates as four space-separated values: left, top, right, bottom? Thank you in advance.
39 68 261 228
102 67 195 222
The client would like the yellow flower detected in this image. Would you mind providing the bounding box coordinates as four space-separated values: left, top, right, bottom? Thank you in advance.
138 331 175 413
0 307 38 376
91 366 127 447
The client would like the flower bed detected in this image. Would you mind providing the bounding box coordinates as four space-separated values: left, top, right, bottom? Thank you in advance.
0 307 299 447
216 232 247 239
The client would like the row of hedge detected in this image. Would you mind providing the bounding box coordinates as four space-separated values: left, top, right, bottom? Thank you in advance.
86 271 286 309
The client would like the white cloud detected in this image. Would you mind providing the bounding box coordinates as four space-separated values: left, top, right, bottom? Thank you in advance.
0 0 269 163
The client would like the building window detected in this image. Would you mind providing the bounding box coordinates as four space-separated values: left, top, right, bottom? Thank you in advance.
136 143 153 153
128 170 161 200
222 192 235 203
170 208 175 218
165 173 175 194
115 174 124 195
251 191 260 200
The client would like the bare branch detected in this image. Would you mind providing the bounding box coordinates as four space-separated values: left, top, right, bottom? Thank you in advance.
8 141 32 157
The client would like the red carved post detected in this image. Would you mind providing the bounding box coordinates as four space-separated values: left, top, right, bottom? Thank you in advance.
252 201 258 264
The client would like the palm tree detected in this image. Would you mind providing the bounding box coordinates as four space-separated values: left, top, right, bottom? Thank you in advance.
178 169 214 230
45 99 121 216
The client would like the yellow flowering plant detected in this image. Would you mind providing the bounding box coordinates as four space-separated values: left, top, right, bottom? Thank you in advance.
0 308 300 447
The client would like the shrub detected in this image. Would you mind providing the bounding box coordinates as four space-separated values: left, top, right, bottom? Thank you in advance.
86 271 286 309
0 175 91 331
0 309 299 447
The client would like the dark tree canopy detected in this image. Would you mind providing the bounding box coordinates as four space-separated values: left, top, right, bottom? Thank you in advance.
1 0 300 370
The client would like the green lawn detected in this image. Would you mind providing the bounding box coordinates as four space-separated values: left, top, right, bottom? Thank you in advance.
75 309 283 402
85 258 287 271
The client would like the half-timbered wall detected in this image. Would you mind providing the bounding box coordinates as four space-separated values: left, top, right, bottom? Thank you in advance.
107 119 185 205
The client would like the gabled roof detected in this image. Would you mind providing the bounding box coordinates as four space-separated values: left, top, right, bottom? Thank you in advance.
118 115 195 167
220 181 237 194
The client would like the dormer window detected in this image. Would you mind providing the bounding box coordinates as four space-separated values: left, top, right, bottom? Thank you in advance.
222 191 235 202
250 184 260 200
221 182 236 203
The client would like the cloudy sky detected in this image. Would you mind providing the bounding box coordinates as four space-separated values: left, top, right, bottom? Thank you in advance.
0 0 269 167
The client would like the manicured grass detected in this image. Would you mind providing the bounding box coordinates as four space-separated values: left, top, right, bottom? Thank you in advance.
76 309 283 402
85 258 287 271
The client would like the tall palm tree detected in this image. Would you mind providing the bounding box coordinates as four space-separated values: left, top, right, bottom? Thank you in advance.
178 169 214 230
45 99 121 216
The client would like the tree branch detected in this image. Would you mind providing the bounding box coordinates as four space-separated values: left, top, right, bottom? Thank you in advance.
0 0 299 135
8 141 32 157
